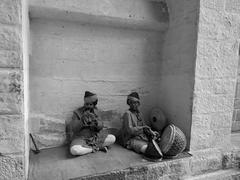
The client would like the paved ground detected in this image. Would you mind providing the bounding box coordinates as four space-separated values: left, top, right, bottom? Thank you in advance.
29 133 240 180
28 144 189 180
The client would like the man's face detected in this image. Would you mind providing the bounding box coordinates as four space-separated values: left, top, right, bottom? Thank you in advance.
84 102 94 110
129 100 140 111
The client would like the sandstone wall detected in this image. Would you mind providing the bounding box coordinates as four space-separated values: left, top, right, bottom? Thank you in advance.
0 0 27 179
229 0 240 132
191 0 240 150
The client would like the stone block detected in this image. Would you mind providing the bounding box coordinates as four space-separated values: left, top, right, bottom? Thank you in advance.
225 0 240 14
210 112 232 129
0 0 21 25
236 83 240 98
125 166 148 180
192 112 232 130
0 93 22 114
234 99 240 109
0 25 21 51
0 115 24 154
192 94 234 114
198 21 219 40
201 0 225 11
190 149 222 175
231 121 240 132
220 14 240 41
0 50 21 68
147 162 169 179
190 129 213 150
222 152 234 169
0 70 21 93
78 171 125 180
168 159 190 176
196 41 238 78
0 155 24 180
211 129 231 148
191 114 211 129
194 78 235 95
199 8 240 41
235 109 240 121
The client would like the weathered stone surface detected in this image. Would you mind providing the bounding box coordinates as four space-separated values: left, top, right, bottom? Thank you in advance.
185 169 240 180
0 70 21 93
0 93 22 114
232 121 240 132
192 94 234 114
0 155 24 180
0 50 21 68
125 166 148 180
190 129 214 150
222 152 235 169
78 171 125 180
168 159 190 176
225 0 240 14
147 162 169 179
196 42 238 78
190 149 222 175
194 78 235 95
0 115 24 154
235 109 240 121
0 0 21 25
0 25 21 51
192 112 232 130
234 99 240 109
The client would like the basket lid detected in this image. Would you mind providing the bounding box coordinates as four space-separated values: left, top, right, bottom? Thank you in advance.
159 124 175 153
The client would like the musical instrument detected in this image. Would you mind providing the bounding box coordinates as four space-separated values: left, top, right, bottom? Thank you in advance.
149 108 168 132
159 124 187 157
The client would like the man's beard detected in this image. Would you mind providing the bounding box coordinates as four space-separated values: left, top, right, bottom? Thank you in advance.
84 107 94 113
130 107 139 113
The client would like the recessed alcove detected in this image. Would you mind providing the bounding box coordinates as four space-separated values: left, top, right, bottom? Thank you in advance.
28 0 196 179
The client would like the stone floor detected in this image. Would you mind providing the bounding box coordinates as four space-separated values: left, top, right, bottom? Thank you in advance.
28 133 240 180
28 144 190 180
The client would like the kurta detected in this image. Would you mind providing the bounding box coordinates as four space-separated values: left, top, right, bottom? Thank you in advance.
66 106 108 150
119 110 148 147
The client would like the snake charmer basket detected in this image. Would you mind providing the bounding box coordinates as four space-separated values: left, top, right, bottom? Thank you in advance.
159 124 187 157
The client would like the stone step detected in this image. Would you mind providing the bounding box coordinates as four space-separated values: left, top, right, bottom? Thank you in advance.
184 169 240 180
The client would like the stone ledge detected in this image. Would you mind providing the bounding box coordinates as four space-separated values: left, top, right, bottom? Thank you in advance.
28 144 191 180
28 142 240 180
184 169 240 180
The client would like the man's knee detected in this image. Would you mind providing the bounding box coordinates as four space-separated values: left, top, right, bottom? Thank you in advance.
103 134 116 146
70 145 92 156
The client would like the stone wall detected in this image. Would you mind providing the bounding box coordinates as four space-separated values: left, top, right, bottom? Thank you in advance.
0 0 27 179
191 0 240 151
159 0 199 149
29 0 169 149
230 0 240 132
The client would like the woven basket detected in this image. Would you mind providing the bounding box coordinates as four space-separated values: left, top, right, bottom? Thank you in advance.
159 124 187 156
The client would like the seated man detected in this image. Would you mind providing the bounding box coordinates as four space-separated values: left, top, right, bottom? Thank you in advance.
119 92 162 159
67 91 116 156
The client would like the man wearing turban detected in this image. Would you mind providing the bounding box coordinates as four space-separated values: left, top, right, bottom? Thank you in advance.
67 91 116 156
